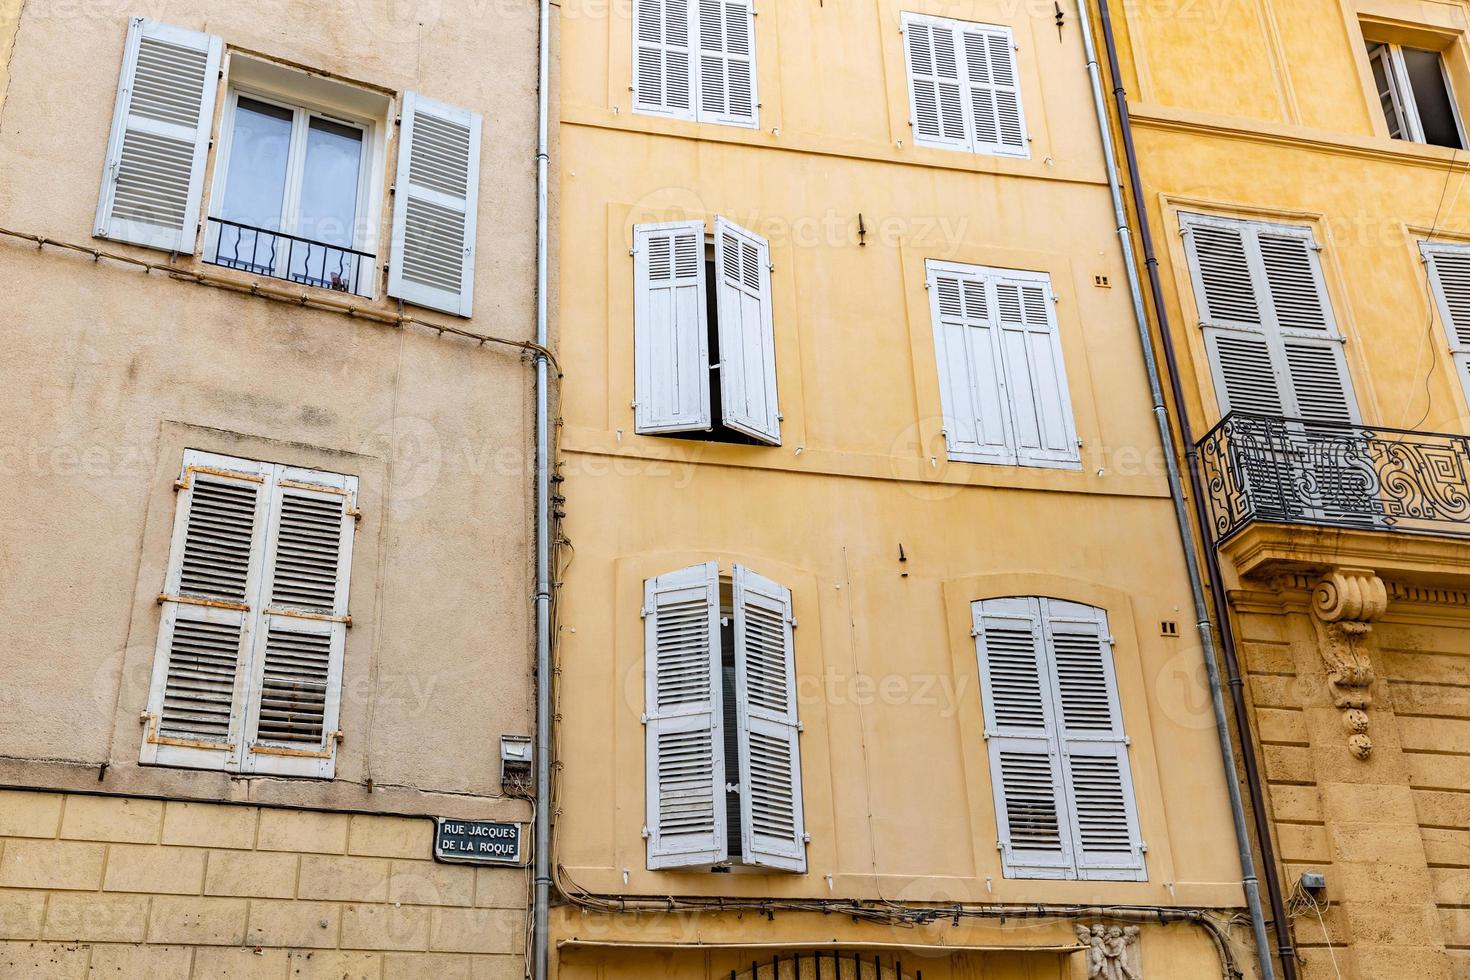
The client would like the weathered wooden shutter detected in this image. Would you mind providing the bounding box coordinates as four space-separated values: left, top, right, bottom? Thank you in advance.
388 93 482 317
927 263 1014 464
1042 600 1145 881
695 0 758 127
142 452 270 771
714 217 780 444
644 562 726 869
1423 242 1470 407
903 15 968 151
994 278 1079 467
634 221 712 434
974 597 1072 877
241 470 357 779
633 0 695 119
960 23 1027 157
95 18 221 253
732 565 805 872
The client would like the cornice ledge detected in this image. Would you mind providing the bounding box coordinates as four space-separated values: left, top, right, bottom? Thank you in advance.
1218 524 1470 585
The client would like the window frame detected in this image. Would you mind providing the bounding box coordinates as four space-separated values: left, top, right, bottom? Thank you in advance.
1366 39 1467 149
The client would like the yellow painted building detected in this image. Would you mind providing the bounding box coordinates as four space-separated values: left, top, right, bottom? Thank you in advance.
1104 0 1470 977
550 1 1259 977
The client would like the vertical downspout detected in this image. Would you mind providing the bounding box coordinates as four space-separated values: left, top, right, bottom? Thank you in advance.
533 0 552 975
1087 2 1299 977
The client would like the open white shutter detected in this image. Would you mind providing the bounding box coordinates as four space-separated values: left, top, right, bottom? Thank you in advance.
903 14 968 150
634 221 712 434
974 597 1072 878
960 23 1027 157
644 562 726 869
1042 600 1145 881
241 469 356 779
732 565 805 872
995 278 1079 468
1422 242 1470 408
714 217 780 444
388 93 481 317
142 452 271 771
694 0 757 127
95 18 221 253
927 263 1014 464
633 0 695 119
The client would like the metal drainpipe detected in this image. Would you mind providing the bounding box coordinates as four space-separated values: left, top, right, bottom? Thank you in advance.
1075 3 1285 978
533 0 553 974
1087 3 1305 975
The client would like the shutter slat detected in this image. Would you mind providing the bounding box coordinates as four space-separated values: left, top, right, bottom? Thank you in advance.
252 625 331 745
159 615 242 741
267 492 346 610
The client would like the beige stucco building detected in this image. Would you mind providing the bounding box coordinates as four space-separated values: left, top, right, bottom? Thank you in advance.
0 1 544 975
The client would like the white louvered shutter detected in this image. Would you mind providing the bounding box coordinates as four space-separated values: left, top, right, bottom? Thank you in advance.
994 278 1079 467
714 217 780 444
142 452 271 771
95 18 221 253
1257 230 1357 425
388 93 482 317
960 23 1027 157
928 263 1014 464
1042 600 1145 881
695 0 758 127
974 597 1072 878
634 221 712 434
644 562 726 869
903 15 968 151
732 565 805 872
1423 242 1470 408
633 0 695 120
241 469 357 779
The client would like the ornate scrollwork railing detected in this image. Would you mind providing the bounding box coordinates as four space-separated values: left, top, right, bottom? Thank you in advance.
1196 412 1470 544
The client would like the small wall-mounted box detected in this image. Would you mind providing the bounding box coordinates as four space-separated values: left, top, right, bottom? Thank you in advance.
501 735 532 790
1300 870 1326 892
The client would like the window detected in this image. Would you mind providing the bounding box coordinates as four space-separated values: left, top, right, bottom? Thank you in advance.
643 562 806 872
632 218 781 444
902 13 1027 158
973 597 1145 881
1421 241 1470 407
95 17 482 317
140 450 358 779
926 261 1079 468
633 0 758 128
1367 41 1465 149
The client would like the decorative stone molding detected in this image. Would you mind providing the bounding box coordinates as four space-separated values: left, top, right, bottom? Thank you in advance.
1310 568 1387 760
1075 924 1141 980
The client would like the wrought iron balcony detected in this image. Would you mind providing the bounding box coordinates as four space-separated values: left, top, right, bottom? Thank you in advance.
1197 412 1470 544
205 218 374 295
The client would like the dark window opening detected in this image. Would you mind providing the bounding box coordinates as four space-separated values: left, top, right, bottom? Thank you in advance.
1365 39 1464 150
1404 47 1463 149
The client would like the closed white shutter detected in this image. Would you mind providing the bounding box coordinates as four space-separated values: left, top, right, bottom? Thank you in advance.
1421 242 1470 408
142 451 271 771
714 217 780 444
927 263 1014 464
388 93 482 317
241 470 357 779
902 14 968 151
634 221 712 434
960 23 1027 157
974 597 1072 878
695 0 758 127
1042 600 1145 881
644 562 726 869
633 0 695 119
994 278 1079 467
732 565 805 872
94 18 221 253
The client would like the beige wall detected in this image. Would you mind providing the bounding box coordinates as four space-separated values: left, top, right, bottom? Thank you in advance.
0 2 540 815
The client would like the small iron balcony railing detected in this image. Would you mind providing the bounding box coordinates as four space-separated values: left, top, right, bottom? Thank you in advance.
205 217 374 295
1196 411 1470 544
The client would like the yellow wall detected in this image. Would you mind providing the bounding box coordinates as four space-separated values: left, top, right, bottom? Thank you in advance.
553 0 1250 970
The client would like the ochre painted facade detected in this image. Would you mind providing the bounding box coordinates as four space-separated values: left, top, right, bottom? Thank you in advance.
1108 0 1470 976
551 1 1254 977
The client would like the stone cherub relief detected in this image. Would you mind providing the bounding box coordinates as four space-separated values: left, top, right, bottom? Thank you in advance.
1075 924 1142 980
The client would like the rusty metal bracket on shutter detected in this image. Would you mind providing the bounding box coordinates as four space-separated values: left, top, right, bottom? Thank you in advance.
156 593 250 612
175 465 267 491
263 607 352 626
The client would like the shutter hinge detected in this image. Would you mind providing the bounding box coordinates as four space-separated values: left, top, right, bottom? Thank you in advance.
1311 243 1323 252
1124 735 1131 746
802 832 811 843
629 247 636 256
641 826 651 839
639 606 649 619
640 712 649 724
332 730 345 744
996 840 1004 851
796 721 805 732
1105 634 1116 646
1139 840 1148 853
138 711 152 725
788 615 797 627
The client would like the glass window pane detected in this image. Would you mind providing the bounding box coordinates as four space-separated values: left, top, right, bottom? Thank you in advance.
215 97 292 274
297 117 364 247
1403 47 1462 149
1366 43 1405 139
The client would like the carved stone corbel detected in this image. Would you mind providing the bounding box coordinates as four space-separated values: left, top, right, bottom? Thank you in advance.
1310 568 1387 760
